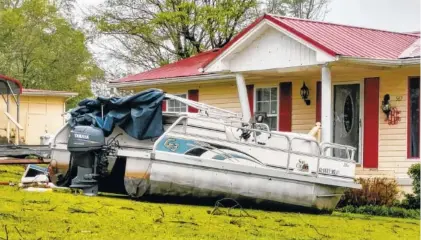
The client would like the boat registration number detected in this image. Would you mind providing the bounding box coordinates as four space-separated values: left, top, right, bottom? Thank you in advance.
318 168 339 175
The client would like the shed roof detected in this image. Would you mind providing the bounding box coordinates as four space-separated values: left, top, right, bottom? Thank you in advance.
23 89 78 97
114 14 420 84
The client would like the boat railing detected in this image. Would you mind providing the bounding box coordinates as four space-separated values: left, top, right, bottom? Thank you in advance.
152 115 357 178
165 94 242 120
320 142 357 161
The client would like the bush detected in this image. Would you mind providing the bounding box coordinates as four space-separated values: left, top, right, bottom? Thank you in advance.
337 205 420 219
401 163 420 209
338 178 399 207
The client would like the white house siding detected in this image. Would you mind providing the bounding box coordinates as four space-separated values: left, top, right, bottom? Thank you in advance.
228 28 318 72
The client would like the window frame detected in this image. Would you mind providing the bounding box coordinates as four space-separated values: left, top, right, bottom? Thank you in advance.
407 76 420 160
166 93 188 113
254 86 279 131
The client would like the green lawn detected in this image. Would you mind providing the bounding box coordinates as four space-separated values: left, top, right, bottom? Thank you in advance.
0 165 419 240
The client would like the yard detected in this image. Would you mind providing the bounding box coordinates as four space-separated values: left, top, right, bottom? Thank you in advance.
0 165 419 240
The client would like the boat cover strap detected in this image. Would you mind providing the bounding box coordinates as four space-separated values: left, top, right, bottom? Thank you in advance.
69 89 165 140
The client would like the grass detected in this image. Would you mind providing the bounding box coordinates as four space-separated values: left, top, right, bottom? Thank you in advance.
0 165 420 240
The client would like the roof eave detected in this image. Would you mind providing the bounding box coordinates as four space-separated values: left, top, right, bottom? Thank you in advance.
338 56 420 66
108 73 235 89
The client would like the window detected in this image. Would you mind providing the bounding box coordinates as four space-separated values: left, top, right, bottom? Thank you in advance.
256 87 277 130
408 77 420 158
167 94 187 113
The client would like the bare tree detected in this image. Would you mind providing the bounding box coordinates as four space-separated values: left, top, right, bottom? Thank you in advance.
86 0 259 71
265 0 330 20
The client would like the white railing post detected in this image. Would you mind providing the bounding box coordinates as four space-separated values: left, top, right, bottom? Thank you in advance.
235 73 251 123
321 64 332 143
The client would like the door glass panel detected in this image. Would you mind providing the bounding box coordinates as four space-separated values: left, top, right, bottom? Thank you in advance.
343 95 354 133
409 77 420 158
333 84 360 161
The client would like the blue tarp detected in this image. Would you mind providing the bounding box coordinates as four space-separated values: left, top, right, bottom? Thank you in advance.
69 89 165 140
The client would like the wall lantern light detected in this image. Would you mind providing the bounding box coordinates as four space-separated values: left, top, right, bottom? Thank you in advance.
300 82 311 106
381 94 391 117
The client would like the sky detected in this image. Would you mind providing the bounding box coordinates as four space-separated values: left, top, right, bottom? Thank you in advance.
325 0 420 32
77 0 420 32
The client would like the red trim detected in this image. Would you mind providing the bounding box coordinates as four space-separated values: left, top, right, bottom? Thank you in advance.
0 74 23 94
279 82 292 132
162 99 167 112
188 89 199 113
316 81 322 123
246 85 254 116
265 15 337 57
407 76 420 159
363 77 380 168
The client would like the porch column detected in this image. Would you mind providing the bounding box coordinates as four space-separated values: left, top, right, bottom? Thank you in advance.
321 64 332 143
235 73 251 122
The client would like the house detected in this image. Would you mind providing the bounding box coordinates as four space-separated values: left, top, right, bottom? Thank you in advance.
109 14 420 193
0 75 77 144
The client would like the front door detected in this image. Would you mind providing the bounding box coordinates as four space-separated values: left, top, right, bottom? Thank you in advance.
333 84 361 161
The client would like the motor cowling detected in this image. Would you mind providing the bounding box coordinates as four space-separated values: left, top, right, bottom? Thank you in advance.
68 126 105 152
66 126 108 196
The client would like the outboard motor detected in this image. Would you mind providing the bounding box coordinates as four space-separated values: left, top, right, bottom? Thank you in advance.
67 126 112 195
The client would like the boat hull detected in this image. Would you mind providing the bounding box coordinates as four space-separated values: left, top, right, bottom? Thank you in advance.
124 157 346 212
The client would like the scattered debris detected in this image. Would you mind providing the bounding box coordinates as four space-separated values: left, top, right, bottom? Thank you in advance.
209 198 256 219
298 213 330 239
169 220 198 226
48 206 58 212
14 226 22 238
21 164 48 185
0 182 16 186
68 207 97 215
3 225 8 240
22 187 52 193
229 219 243 227
159 206 165 218
119 206 135 211
154 206 165 223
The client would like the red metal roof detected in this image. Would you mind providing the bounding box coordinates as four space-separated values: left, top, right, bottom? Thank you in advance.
267 15 418 59
115 14 419 83
113 49 221 83
0 74 23 94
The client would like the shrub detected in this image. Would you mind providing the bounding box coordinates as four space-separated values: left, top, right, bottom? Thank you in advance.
401 163 420 209
338 177 399 207
337 205 420 219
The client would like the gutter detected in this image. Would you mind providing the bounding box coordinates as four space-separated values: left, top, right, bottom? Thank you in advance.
338 56 420 66
108 73 235 88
